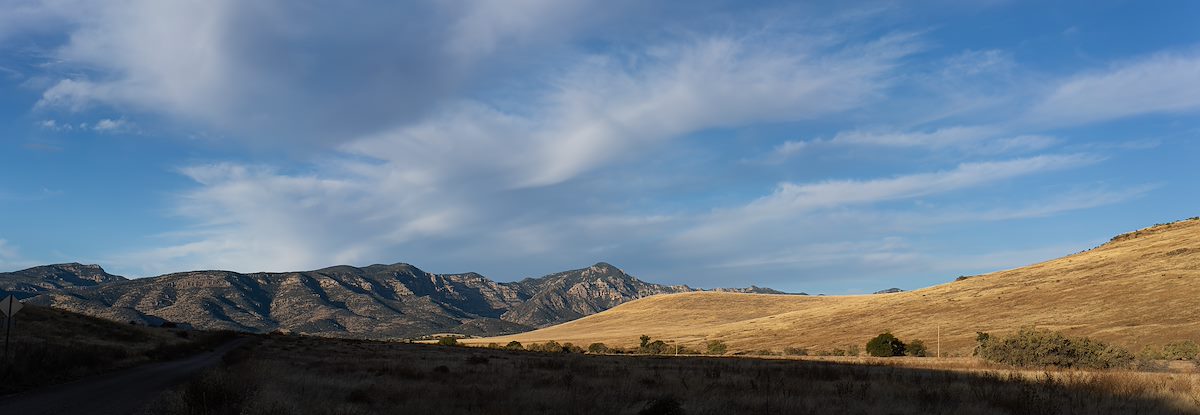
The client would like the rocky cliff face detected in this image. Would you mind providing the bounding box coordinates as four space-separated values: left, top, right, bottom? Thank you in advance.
0 263 127 294
501 262 694 327
3 261 789 339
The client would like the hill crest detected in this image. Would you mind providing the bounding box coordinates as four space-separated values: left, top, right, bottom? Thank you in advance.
470 218 1200 354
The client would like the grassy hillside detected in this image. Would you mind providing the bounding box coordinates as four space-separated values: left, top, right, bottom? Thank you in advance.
469 218 1200 355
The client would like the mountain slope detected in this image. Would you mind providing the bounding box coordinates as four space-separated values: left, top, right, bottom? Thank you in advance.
470 218 1200 354
0 263 127 295
7 261 771 339
501 262 692 327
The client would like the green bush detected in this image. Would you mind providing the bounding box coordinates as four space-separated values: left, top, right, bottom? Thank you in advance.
705 340 727 355
906 340 928 357
437 337 458 346
976 328 1133 369
587 342 610 354
866 332 906 357
504 341 524 351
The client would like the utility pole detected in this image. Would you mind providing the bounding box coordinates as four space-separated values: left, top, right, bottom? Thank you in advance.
3 298 11 362
1 294 23 363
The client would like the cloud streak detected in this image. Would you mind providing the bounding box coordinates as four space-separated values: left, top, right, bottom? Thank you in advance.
1029 51 1200 126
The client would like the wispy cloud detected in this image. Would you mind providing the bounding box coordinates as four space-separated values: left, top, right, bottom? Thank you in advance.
678 154 1103 248
770 126 1058 161
110 28 922 275
1029 51 1200 126
0 238 35 271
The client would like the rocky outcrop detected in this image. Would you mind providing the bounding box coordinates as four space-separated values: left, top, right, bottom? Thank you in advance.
0 263 127 295
501 262 694 327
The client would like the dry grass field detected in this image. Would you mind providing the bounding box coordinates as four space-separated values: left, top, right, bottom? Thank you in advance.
145 335 1200 415
469 219 1200 355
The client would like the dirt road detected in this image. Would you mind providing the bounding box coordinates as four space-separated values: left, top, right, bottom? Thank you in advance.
0 338 249 414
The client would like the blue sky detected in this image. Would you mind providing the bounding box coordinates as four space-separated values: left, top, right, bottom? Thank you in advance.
0 0 1197 293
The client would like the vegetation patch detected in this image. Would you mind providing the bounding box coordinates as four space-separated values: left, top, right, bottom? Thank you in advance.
976 328 1134 369
866 332 907 357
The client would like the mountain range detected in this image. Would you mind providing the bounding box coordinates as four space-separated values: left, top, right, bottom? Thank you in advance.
0 261 791 339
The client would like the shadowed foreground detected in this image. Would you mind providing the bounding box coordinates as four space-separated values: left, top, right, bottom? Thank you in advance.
0 338 248 415
146 335 1200 415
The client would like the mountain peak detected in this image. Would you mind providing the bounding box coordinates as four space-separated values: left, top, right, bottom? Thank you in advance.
590 262 618 270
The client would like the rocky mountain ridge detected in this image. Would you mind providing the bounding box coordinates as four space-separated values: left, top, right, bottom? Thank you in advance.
1 261 793 339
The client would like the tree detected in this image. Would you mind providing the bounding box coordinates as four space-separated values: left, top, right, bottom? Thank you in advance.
866 332 906 357
640 335 651 349
906 339 928 357
587 343 610 354
437 337 458 346
504 341 524 351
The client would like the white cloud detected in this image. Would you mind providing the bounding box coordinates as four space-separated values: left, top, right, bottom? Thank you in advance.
1030 51 1200 125
92 118 130 132
349 33 921 188
110 30 922 275
39 119 71 131
25 0 646 149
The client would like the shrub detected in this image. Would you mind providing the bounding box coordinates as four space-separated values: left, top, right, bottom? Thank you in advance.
976 328 1133 369
437 337 458 346
640 335 651 349
486 342 500 349
528 341 564 353
866 332 906 357
587 343 610 354
906 340 928 357
846 345 860 357
562 342 584 354
1138 340 1200 360
783 347 808 356
705 340 727 355
643 340 669 355
504 341 524 351
1162 340 1199 360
